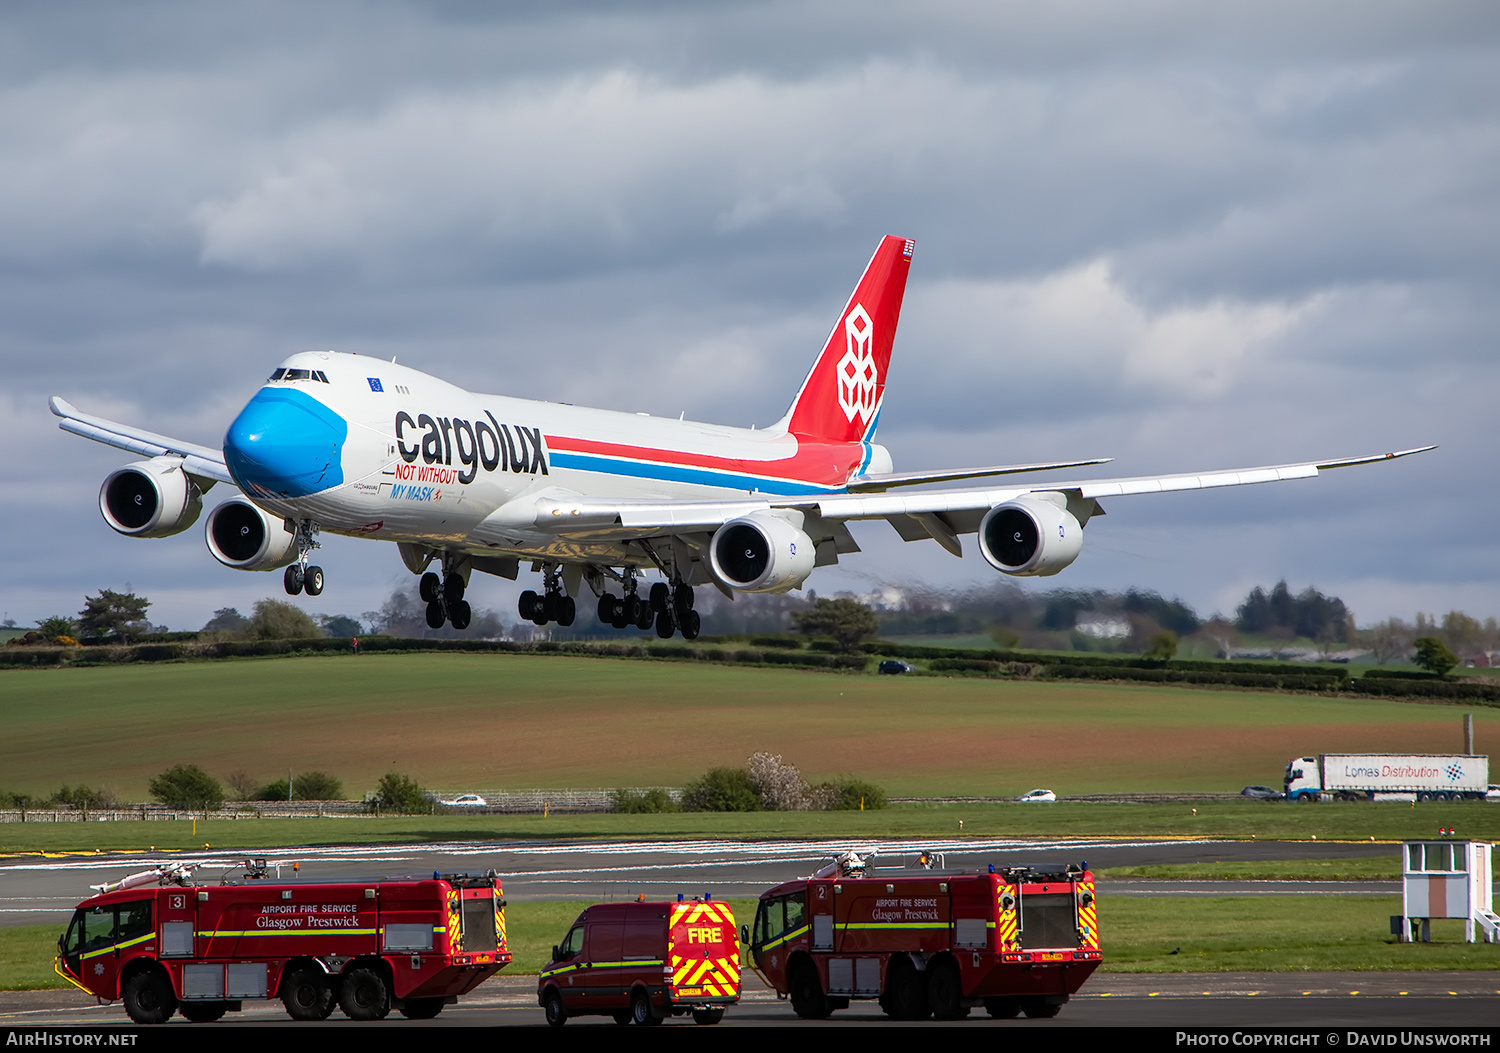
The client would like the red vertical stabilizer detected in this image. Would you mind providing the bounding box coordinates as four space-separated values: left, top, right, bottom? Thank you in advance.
779 235 913 443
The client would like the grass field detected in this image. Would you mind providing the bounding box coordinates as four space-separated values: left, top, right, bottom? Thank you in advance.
2 801 1497 855
2 652 1495 801
6 895 1496 992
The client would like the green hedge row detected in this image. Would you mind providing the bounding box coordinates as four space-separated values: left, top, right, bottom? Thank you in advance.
1347 678 1500 703
1041 665 1343 692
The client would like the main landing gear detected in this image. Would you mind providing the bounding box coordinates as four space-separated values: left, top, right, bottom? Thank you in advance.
596 580 699 639
282 521 324 597
519 565 576 627
420 565 472 630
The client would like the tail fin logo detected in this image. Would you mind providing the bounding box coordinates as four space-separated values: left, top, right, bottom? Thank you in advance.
837 304 878 424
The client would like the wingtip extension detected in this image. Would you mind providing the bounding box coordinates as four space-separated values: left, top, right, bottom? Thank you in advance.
48 395 74 418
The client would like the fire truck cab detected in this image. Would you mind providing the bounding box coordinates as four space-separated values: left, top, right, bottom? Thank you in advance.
746 851 1100 1020
538 898 740 1026
56 861 510 1024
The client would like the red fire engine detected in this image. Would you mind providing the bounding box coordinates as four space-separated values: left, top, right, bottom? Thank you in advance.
55 859 510 1024
745 850 1100 1020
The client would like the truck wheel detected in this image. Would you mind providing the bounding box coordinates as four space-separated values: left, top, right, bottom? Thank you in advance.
122 969 178 1025
179 1001 227 1023
543 991 567 1028
927 960 968 1019
339 967 390 1021
282 968 334 1020
1022 997 1062 1018
985 997 1021 1018
692 1007 725 1025
631 991 662 1026
789 963 832 1020
399 997 444 1019
886 959 930 1020
611 1010 632 1025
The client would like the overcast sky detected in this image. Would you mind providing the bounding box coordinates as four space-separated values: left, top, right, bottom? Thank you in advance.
3 1 1495 632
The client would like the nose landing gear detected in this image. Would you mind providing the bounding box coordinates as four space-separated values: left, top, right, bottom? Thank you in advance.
282 521 324 597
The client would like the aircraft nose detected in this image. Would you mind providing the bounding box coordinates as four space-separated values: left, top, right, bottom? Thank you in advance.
224 388 347 498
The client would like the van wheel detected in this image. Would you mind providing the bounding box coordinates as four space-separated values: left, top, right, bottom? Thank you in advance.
543 990 567 1027
179 1001 227 1023
282 968 333 1020
692 1007 725 1025
612 1010 632 1025
122 970 177 1025
399 998 444 1019
789 963 832 1019
631 991 662 1026
339 967 390 1020
928 960 967 1019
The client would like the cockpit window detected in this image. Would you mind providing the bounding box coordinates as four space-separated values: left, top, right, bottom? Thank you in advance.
313 370 328 383
284 369 311 381
270 368 287 381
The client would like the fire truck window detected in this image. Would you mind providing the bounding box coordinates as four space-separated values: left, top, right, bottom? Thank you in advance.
82 906 118 951
559 926 585 959
61 911 85 956
752 901 775 946
117 901 153 942
784 892 805 933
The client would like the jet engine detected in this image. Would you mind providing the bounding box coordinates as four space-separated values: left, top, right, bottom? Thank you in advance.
99 458 204 538
709 512 816 593
977 494 1083 577
205 498 299 571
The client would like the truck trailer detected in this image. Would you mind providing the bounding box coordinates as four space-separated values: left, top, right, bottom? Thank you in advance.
55 860 510 1024
1284 753 1490 801
745 850 1100 1021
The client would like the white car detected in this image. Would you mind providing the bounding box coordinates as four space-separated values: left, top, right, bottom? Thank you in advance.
443 794 488 807
1016 788 1057 803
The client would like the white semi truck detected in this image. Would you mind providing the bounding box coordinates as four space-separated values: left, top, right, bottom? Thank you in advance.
1284 754 1489 802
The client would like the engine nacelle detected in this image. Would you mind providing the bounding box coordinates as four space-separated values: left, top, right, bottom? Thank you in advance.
205 498 299 571
709 512 817 593
99 458 204 538
978 494 1083 577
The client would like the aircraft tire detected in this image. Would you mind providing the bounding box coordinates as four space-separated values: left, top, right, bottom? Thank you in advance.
649 582 670 612
283 565 303 596
557 596 576 627
420 572 440 603
673 583 694 613
543 593 559 622
655 609 675 639
425 600 446 629
444 574 465 601
519 591 538 620
681 610 701 640
623 594 641 623
450 601 471 630
303 566 324 596
597 594 616 622
635 602 654 631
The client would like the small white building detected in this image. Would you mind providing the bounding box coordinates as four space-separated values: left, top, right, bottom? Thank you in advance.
1398 839 1498 943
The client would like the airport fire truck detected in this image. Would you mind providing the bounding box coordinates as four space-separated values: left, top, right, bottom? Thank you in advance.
745 851 1100 1020
55 860 510 1024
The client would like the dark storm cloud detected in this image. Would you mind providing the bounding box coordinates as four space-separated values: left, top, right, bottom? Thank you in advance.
2 1 1494 629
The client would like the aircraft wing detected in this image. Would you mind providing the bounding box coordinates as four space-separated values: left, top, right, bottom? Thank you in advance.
49 397 234 485
522 446 1436 555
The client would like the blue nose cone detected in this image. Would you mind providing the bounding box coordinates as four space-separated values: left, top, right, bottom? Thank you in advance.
225 387 347 498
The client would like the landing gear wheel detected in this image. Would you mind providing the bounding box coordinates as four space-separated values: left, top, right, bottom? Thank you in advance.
692 1007 725 1025
636 601 655 631
673 583 695 614
681 609 701 640
303 565 324 597
984 997 1020 1018
655 608 676 639
444 574 465 601
543 593 559 622
519 591 539 621
649 582 670 612
623 594 642 624
420 572 441 603
339 967 390 1021
282 968 334 1020
1022 997 1062 1018
449 601 471 630
598 594 617 623
543 990 567 1027
789 963 832 1019
927 960 967 1019
631 991 661 1026
179 1001 228 1023
122 969 177 1025
426 600 446 629
557 596 576 627
283 565 304 596
399 997 444 1019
